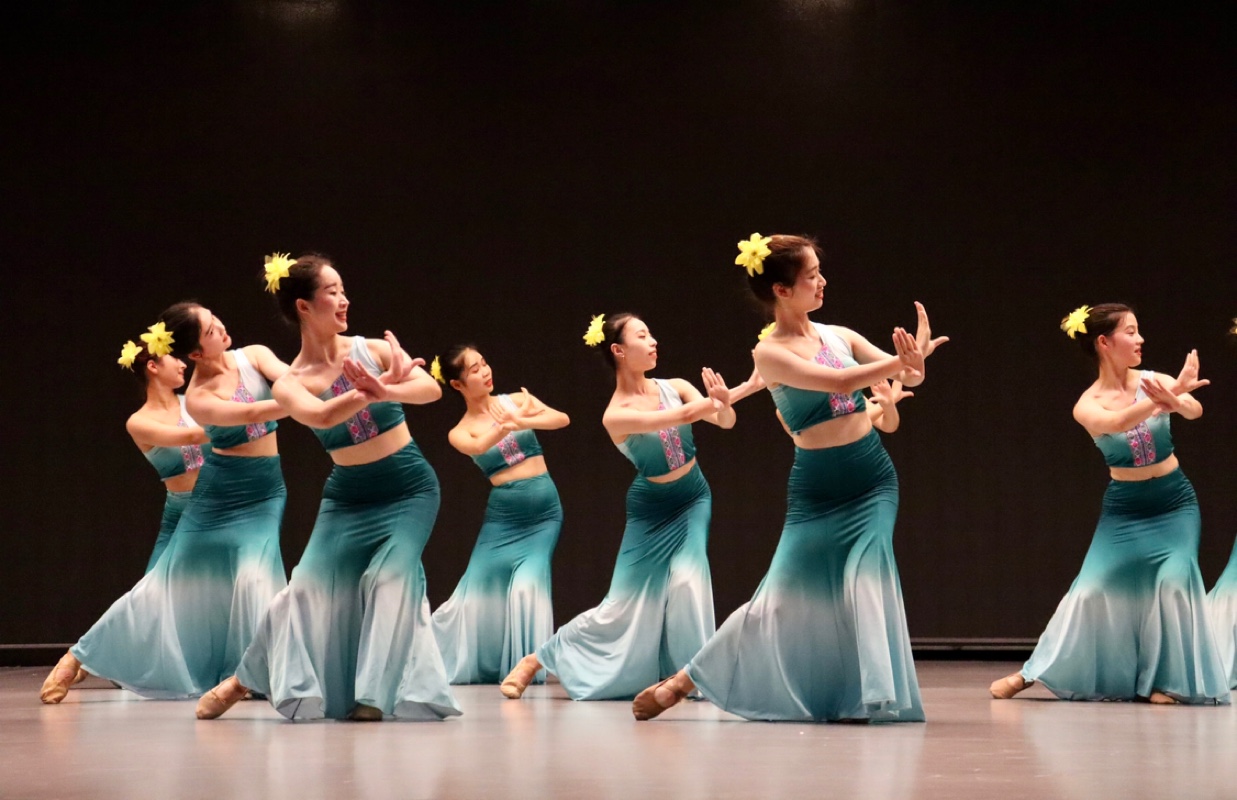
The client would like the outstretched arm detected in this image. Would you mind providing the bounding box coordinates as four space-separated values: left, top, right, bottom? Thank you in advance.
756 328 920 394
126 414 210 448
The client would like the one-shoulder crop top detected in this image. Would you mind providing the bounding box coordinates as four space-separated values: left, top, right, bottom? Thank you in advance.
311 336 406 452
143 394 212 481
202 348 280 449
616 378 697 478
470 394 545 478
769 323 867 435
1092 371 1175 469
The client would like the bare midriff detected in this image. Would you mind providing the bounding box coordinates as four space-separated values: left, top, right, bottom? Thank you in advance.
647 456 698 485
163 470 200 494
1109 453 1179 482
330 423 412 467
215 432 279 458
790 409 872 451
490 455 549 487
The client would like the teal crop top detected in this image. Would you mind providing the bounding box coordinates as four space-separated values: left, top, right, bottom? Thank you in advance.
202 349 279 449
1092 371 1175 469
769 323 867 435
311 336 407 452
616 378 697 478
143 394 212 481
470 394 545 478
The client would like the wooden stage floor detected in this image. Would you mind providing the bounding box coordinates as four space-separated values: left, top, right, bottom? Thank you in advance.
2 661 1234 799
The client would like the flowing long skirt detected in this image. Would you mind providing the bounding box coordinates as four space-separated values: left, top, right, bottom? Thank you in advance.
1022 469 1229 704
687 431 923 722
145 488 193 573
72 454 287 697
537 464 713 701
236 441 461 721
1207 542 1237 689
432 473 562 684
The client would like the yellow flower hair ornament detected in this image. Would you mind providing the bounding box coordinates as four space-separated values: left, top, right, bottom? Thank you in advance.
117 340 143 370
583 314 606 347
758 321 776 342
264 252 295 294
141 321 175 357
429 356 444 384
736 233 773 277
1060 305 1092 339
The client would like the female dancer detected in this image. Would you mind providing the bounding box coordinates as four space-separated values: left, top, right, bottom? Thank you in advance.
118 340 211 571
1208 536 1237 690
197 254 460 721
632 233 941 722
990 304 1228 704
41 305 290 702
500 313 764 701
431 346 569 684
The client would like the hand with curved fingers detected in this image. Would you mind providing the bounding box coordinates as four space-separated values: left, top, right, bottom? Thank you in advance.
1141 377 1182 415
871 378 914 407
516 387 535 415
702 367 732 410
379 330 419 385
892 327 924 380
488 397 523 432
344 358 388 402
1172 349 1209 395
913 301 950 357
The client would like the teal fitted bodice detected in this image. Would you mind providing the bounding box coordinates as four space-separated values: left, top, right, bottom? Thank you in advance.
769 323 867 435
1092 371 1175 468
471 394 545 478
202 349 279 449
142 394 212 480
311 336 406 452
616 379 697 478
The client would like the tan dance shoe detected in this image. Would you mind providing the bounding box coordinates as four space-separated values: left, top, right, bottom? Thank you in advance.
40 652 83 704
632 675 691 721
500 654 540 699
196 676 247 720
989 672 1031 699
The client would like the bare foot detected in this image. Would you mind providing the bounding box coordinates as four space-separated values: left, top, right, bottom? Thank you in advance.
989 672 1030 699
1148 691 1179 705
500 654 541 699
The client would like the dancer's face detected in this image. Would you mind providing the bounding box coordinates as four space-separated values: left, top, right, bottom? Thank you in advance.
452 349 493 398
612 318 658 372
148 355 188 390
303 266 349 334
779 247 825 313
1099 312 1143 368
194 307 232 358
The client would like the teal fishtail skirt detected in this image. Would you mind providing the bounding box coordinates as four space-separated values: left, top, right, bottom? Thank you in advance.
145 489 193 573
687 431 924 722
1022 469 1230 704
537 464 713 700
237 441 461 721
432 473 562 684
72 453 287 697
1207 540 1237 689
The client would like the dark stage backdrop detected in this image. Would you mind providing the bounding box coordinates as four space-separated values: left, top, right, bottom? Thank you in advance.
1 2 1233 648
